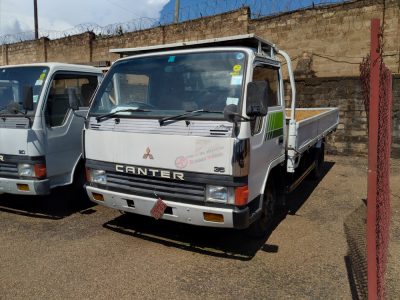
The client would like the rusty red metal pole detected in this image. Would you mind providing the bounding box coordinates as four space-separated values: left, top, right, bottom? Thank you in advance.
367 18 380 300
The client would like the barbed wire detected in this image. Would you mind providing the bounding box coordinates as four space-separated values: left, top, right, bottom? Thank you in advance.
0 0 351 45
0 17 160 44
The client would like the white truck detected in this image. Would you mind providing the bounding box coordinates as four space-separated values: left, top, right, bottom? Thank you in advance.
0 63 102 195
83 34 339 236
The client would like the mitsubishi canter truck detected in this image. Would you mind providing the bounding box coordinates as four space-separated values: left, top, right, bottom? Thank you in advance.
0 63 102 195
83 34 339 236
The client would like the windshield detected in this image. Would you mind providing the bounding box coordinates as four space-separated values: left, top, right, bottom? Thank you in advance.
89 51 246 119
0 66 49 116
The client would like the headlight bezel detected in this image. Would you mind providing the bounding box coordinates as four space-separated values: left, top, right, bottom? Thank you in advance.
205 185 235 204
87 168 107 185
17 163 36 177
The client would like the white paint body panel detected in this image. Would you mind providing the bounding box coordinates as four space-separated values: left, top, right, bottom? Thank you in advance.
85 129 234 175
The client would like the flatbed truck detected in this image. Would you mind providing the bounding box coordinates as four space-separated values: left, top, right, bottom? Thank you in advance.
83 34 338 235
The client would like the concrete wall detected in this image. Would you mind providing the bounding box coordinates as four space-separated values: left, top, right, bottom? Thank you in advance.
1 0 399 156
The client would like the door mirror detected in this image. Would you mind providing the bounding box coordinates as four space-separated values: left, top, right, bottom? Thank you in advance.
246 81 269 117
68 88 79 111
22 86 34 111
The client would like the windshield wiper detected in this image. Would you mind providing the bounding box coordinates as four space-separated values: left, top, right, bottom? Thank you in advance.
158 109 223 126
0 107 32 122
95 108 151 123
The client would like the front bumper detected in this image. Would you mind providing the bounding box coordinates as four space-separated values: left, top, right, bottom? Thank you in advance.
0 177 50 195
86 185 251 229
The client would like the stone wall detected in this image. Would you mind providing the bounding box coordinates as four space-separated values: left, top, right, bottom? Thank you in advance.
1 1 398 75
288 75 399 158
249 0 400 77
0 0 399 156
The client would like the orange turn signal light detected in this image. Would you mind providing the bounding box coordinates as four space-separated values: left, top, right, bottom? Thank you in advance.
203 212 224 223
92 192 104 201
17 184 30 191
235 185 249 206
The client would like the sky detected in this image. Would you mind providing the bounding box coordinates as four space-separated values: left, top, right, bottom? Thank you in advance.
0 0 341 38
0 0 169 37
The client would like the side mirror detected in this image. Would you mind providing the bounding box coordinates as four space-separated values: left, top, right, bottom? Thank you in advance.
246 81 269 117
68 88 80 111
22 86 34 111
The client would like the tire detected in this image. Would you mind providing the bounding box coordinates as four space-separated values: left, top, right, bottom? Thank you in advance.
246 183 276 238
72 162 88 200
310 143 325 180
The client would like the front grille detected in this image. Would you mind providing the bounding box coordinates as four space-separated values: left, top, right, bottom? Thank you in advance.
0 162 18 177
105 171 206 203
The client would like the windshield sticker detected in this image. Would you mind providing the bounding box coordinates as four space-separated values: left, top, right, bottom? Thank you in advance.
226 97 239 105
233 65 241 72
168 56 176 63
230 64 242 76
35 79 43 86
236 53 245 60
33 95 39 103
39 73 46 80
230 75 242 85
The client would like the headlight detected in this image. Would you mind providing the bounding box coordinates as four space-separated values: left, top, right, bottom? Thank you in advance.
87 169 107 185
206 185 234 204
17 163 47 179
18 164 35 177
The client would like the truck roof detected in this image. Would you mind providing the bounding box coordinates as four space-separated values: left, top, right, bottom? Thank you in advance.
110 34 276 58
0 62 103 74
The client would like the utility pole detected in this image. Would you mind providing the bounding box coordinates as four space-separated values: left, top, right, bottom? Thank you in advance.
174 0 180 23
34 0 38 39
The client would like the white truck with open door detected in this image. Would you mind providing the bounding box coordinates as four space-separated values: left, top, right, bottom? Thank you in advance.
83 35 338 236
0 63 102 195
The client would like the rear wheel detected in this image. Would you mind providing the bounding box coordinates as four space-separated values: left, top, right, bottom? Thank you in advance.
246 183 276 238
310 142 325 180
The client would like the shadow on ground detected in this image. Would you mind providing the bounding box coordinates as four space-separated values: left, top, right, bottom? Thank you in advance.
103 162 335 261
344 203 367 300
0 186 95 220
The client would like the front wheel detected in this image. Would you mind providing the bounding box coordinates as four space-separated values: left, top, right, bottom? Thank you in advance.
246 184 276 238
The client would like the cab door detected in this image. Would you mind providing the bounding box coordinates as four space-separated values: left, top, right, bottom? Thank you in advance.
248 62 285 198
44 72 99 187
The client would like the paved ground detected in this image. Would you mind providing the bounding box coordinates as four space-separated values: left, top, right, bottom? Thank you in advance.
0 155 398 299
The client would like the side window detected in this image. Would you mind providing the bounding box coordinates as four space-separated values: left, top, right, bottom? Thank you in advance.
250 65 280 135
46 73 98 127
252 65 280 107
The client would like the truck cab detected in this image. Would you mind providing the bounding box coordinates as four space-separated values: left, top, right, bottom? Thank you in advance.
84 35 338 235
0 63 102 195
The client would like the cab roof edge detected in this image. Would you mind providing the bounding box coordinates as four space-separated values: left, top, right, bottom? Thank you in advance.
110 34 277 57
